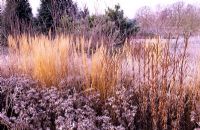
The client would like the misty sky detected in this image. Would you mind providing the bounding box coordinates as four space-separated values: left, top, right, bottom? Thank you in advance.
29 0 200 18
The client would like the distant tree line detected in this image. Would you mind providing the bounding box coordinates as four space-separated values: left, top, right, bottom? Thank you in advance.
0 0 139 46
136 2 200 38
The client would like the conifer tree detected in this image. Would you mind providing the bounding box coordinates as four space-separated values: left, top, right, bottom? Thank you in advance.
37 0 78 35
3 0 33 35
37 0 53 34
1 0 33 45
106 5 139 45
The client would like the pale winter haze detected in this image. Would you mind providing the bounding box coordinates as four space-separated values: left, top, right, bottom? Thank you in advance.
28 0 200 18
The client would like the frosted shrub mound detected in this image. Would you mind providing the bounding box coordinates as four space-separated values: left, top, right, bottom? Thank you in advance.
0 76 137 129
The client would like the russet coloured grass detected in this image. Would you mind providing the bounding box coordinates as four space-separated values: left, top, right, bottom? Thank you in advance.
5 34 200 129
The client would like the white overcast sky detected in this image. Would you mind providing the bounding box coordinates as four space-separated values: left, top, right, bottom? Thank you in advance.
29 0 200 18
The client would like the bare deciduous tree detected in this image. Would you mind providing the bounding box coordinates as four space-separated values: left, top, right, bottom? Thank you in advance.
136 2 200 37
135 6 155 36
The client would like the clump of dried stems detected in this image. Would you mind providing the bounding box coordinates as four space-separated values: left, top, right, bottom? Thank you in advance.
4 34 200 129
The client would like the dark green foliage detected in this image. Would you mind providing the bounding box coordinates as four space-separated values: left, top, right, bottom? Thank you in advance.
37 0 53 34
3 0 17 34
78 7 89 19
106 5 124 27
37 0 78 35
15 0 32 24
0 1 139 46
87 5 139 46
4 0 33 33
1 0 33 45
106 4 139 45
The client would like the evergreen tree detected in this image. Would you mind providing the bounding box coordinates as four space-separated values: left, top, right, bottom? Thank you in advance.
106 5 139 45
37 0 78 35
37 0 53 34
1 0 32 46
15 0 33 24
3 0 33 35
